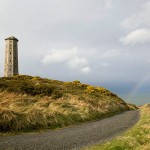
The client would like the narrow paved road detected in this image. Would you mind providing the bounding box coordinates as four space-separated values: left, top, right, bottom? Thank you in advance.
0 110 140 150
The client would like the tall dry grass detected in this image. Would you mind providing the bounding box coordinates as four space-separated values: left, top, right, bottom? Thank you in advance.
0 91 131 132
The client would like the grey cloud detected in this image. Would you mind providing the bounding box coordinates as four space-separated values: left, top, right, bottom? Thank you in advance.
0 0 150 98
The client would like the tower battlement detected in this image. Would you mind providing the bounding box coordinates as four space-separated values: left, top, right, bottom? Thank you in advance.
4 36 19 77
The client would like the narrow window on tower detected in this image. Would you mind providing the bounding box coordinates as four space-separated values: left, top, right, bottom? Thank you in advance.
10 59 11 63
10 52 11 55
9 44 12 49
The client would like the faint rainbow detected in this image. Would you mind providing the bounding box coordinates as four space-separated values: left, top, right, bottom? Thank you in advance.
129 72 150 96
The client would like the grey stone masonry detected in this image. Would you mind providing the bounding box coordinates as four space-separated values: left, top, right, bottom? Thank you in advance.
4 36 19 77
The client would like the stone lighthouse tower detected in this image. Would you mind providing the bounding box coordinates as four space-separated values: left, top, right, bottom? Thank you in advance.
4 36 19 77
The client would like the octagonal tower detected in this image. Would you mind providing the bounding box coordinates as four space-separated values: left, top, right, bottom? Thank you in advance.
4 36 19 77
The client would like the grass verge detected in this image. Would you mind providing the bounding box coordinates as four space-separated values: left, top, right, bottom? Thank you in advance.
85 104 150 150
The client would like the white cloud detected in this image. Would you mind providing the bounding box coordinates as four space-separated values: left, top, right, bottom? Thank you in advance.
120 28 150 45
67 57 88 69
122 1 150 29
81 67 91 74
42 47 91 74
42 47 77 64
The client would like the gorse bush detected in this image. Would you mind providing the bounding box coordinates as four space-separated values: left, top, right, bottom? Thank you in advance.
86 86 95 93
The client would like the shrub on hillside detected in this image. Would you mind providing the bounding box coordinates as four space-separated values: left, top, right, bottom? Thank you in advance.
86 86 95 93
73 80 81 84
51 89 63 99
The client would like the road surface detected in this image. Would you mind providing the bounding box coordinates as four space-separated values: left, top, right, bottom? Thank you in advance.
0 110 140 150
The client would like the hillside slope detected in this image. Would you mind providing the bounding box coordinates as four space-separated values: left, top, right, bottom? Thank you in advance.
0 75 136 132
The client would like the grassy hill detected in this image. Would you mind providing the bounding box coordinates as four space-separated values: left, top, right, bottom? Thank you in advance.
0 75 137 132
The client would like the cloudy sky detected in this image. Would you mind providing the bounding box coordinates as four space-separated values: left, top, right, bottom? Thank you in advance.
1 0 150 103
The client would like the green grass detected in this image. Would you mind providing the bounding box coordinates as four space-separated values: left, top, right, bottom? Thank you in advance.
85 104 150 150
0 75 137 133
